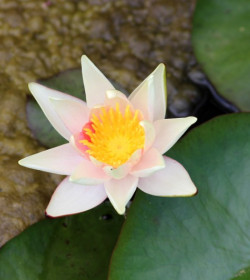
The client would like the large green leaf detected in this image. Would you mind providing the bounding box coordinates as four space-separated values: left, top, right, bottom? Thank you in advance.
192 0 250 111
0 202 123 280
109 113 250 280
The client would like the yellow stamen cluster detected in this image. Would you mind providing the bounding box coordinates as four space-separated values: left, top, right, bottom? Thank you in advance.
81 104 145 168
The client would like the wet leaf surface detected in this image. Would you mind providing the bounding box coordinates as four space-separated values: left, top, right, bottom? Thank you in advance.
109 113 250 280
0 202 123 280
192 0 250 111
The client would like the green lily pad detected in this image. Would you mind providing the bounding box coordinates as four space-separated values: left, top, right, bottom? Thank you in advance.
109 113 250 280
192 0 250 111
27 68 127 148
0 202 123 280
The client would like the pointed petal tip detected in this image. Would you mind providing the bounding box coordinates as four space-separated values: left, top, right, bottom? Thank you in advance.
189 116 198 124
159 187 197 198
157 63 166 71
18 157 32 168
81 54 89 64
28 82 50 95
81 55 93 71
169 185 198 197
45 207 69 218
18 158 25 166
175 183 197 197
45 209 76 218
81 55 96 69
45 211 56 218
28 82 40 95
116 207 126 215
152 63 166 76
108 198 125 215
191 187 198 196
28 81 35 89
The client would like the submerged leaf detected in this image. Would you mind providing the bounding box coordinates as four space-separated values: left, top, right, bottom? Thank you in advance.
0 203 123 280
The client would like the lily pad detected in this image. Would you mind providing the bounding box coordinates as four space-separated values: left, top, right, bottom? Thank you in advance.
109 113 250 280
192 0 250 111
0 202 123 280
26 68 127 148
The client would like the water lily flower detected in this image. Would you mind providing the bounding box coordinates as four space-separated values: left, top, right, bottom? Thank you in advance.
19 55 197 216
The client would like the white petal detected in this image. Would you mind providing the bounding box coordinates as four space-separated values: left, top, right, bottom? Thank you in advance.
138 156 197 196
129 64 166 121
18 143 83 175
103 149 143 180
70 134 88 158
70 159 109 185
50 98 90 135
140 120 155 151
153 117 197 154
131 148 165 178
106 89 128 100
103 163 131 180
46 176 107 217
104 175 138 214
81 55 115 108
28 82 85 140
105 89 131 113
129 78 153 120
127 149 143 166
89 105 106 119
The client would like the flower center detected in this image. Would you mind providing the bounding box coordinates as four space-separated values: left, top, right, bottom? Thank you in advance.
81 104 145 168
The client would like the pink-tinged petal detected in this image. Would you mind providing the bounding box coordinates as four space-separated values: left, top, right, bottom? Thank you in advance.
105 89 131 113
46 176 107 217
70 159 109 185
140 120 155 151
103 162 131 180
50 98 89 136
127 149 142 166
138 156 197 196
89 156 104 167
89 105 107 119
28 82 84 140
129 64 166 121
70 134 88 158
131 148 165 178
81 55 115 108
153 117 197 154
103 149 143 179
128 77 153 121
18 143 83 175
104 175 138 214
